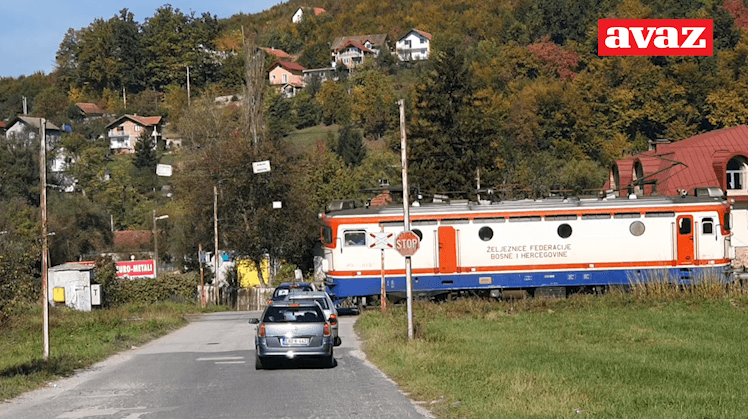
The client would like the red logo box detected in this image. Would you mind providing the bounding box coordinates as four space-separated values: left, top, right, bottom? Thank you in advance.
599 19 713 56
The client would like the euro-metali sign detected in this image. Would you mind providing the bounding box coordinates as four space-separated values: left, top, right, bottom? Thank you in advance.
598 19 713 56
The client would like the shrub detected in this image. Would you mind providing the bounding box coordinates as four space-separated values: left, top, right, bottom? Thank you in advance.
102 272 200 307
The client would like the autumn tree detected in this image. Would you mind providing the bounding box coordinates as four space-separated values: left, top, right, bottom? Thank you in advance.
336 125 367 167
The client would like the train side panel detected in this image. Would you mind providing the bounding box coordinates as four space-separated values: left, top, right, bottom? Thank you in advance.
320 198 732 302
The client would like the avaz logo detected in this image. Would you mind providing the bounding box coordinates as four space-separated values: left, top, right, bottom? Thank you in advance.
599 19 712 56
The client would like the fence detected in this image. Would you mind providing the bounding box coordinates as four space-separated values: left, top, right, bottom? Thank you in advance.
198 286 274 311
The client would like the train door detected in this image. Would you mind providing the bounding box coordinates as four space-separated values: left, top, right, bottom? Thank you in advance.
676 215 694 264
438 226 457 273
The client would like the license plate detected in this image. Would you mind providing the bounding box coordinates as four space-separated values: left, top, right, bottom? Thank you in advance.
281 337 309 346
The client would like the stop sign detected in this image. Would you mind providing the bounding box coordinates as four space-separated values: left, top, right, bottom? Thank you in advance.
395 231 420 256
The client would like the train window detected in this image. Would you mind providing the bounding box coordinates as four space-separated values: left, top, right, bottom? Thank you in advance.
509 216 542 222
582 214 611 220
702 218 714 234
321 226 333 244
344 231 367 246
557 224 572 238
679 218 692 235
629 221 645 236
614 213 641 219
413 229 423 241
478 227 493 241
546 214 577 221
645 211 675 218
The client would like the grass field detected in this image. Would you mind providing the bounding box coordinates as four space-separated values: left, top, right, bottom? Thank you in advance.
356 287 748 418
0 302 224 402
284 124 339 153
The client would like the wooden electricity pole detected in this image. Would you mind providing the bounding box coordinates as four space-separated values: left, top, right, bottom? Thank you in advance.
40 118 50 360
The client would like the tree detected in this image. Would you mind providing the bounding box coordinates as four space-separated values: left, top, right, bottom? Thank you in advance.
141 5 219 90
0 133 40 206
264 90 295 140
0 198 41 325
32 86 70 124
298 42 333 69
407 36 491 198
133 130 157 172
317 81 351 125
350 69 397 139
336 125 366 167
47 192 112 264
292 90 321 129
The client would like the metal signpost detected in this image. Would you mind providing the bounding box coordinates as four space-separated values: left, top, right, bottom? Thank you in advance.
398 99 418 341
368 231 395 311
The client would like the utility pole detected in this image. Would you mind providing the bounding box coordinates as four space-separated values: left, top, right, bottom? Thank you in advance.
399 99 414 341
40 118 49 360
186 66 191 106
153 211 169 279
199 243 206 308
214 185 219 285
153 210 158 279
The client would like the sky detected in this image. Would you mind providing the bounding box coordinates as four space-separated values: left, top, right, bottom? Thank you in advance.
0 0 286 78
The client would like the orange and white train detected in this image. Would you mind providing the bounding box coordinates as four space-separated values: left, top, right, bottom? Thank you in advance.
319 192 734 306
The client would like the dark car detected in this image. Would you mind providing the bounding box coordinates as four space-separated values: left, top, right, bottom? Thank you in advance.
270 282 317 301
249 301 334 369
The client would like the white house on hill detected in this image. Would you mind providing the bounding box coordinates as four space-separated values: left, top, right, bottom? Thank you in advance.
106 114 163 154
396 29 432 61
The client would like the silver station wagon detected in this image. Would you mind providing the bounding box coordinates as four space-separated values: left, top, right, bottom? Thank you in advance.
249 301 335 369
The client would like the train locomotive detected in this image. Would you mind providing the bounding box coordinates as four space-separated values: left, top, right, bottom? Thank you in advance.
319 192 733 307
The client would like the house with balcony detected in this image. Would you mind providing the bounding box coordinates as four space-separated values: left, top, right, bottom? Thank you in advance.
268 61 307 97
330 34 389 69
106 114 163 154
396 29 432 61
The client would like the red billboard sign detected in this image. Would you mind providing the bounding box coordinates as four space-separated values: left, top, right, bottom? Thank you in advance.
598 19 713 56
116 260 156 278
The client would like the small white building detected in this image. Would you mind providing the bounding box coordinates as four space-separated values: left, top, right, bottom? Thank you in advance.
292 6 326 23
48 263 98 312
396 29 433 61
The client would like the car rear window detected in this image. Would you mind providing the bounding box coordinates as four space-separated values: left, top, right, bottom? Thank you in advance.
289 296 329 309
263 307 324 323
273 284 314 297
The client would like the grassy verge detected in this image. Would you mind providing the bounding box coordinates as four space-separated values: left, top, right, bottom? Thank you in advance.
356 288 748 418
0 302 227 402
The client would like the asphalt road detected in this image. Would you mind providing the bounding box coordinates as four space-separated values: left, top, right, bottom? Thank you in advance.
0 311 432 419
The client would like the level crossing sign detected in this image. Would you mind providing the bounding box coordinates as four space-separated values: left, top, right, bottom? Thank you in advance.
367 232 395 250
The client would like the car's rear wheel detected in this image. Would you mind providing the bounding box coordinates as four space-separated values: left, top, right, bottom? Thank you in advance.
324 348 335 368
255 354 265 370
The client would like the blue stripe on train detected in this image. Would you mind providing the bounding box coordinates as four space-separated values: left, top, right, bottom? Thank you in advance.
324 266 732 301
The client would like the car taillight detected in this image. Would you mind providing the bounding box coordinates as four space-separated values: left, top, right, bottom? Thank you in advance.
329 314 337 325
324 323 330 336
259 324 266 337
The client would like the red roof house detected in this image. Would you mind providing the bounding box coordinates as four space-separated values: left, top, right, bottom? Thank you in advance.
606 125 748 203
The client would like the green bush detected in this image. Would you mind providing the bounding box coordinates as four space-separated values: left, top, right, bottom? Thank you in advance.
103 272 200 307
